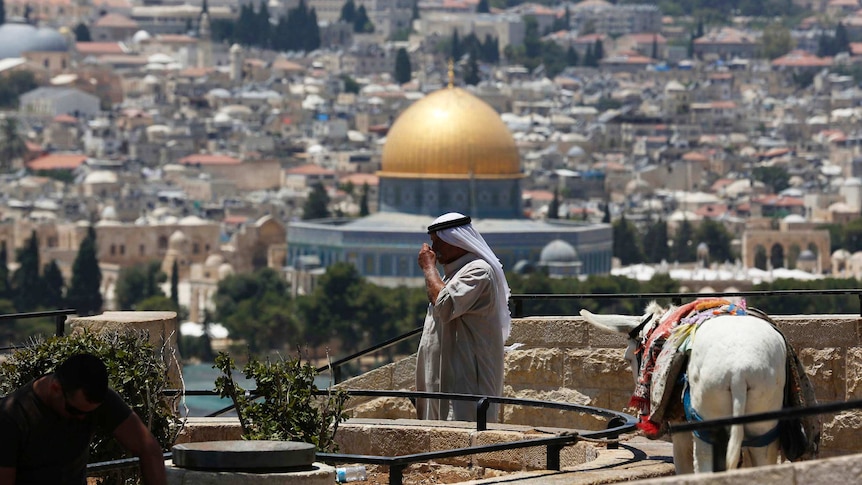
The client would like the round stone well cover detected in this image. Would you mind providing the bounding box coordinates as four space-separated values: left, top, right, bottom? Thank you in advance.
172 440 316 471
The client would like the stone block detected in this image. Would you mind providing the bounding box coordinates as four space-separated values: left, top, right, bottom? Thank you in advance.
350 397 416 420
844 347 862 400
794 453 862 485
471 430 527 470
820 410 862 455
175 417 242 444
504 348 563 390
428 428 471 467
365 425 431 456
508 318 588 348
798 347 844 402
502 388 603 430
391 356 417 389
774 316 859 349
564 348 633 392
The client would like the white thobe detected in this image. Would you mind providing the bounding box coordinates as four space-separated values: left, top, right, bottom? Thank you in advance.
415 253 505 422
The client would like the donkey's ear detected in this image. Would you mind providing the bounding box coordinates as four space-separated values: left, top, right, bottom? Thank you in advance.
580 309 643 335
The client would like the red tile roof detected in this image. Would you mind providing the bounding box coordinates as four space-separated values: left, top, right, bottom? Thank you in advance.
284 163 336 175
27 153 88 170
75 42 126 55
93 13 138 28
179 154 241 166
771 50 833 68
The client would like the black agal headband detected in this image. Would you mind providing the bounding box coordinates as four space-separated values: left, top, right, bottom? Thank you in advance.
427 215 471 234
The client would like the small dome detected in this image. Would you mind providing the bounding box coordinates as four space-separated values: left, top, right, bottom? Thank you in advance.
0 20 68 58
832 248 851 261
217 263 234 279
100 205 118 221
132 30 152 44
540 239 578 263
798 249 816 261
204 254 225 267
168 230 189 248
179 215 208 225
783 214 806 223
84 170 118 184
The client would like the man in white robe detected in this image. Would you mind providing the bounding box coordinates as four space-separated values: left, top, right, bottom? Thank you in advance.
415 213 510 422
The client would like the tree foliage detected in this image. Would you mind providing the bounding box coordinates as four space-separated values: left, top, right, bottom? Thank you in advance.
214 351 348 451
752 165 790 194
214 268 298 353
394 47 412 84
12 231 41 312
760 22 794 59
115 261 165 311
0 116 27 171
302 182 331 220
66 226 103 316
0 70 35 109
612 214 644 265
73 23 91 41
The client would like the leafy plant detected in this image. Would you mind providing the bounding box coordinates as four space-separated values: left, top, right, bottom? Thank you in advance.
213 351 348 452
0 331 182 483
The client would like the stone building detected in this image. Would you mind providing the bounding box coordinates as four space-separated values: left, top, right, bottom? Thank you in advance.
287 84 612 286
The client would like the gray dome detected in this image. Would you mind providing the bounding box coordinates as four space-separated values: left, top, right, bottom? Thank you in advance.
798 249 816 261
0 20 68 59
540 239 578 263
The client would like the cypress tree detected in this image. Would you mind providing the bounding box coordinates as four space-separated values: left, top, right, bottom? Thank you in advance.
476 0 489 13
12 231 40 312
359 183 370 217
67 226 103 316
0 241 9 300
394 47 412 84
0 0 5 25
171 260 179 307
302 182 331 220
548 187 560 219
464 51 480 85
340 0 355 23
41 260 65 310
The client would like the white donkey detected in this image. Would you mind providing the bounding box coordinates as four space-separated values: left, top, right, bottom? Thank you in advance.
581 302 787 474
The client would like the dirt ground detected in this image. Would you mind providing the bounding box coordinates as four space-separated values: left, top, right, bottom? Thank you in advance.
347 463 515 485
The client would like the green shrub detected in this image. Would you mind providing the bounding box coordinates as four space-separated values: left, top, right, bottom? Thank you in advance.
0 330 182 483
214 351 348 452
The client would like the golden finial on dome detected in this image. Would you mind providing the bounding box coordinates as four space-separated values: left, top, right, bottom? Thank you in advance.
448 58 454 89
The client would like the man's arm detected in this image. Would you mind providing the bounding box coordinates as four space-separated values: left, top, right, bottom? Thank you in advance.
112 413 166 485
0 467 15 485
419 243 445 303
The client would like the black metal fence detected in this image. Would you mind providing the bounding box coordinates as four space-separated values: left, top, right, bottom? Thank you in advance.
0 309 78 352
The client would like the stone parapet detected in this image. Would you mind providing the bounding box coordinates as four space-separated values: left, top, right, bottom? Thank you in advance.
69 311 181 388
344 313 862 457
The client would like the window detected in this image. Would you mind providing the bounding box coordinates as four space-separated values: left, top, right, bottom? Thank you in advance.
110 244 116 255
158 236 168 251
120 245 125 255
140 244 145 256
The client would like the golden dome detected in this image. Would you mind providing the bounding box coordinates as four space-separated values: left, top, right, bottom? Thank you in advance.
379 87 521 179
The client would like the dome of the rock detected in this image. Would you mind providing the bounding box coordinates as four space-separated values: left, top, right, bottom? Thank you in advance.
380 87 521 179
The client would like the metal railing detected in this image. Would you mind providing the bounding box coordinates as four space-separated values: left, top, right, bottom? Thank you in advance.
89 389 638 485
0 309 78 352
509 288 862 317
668 397 862 472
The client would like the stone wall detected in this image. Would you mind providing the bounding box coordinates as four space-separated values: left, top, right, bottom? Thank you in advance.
344 313 862 457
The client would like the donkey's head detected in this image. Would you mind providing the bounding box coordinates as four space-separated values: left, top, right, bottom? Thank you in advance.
580 301 668 383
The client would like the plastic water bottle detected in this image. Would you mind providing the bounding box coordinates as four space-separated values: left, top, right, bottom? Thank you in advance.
335 465 367 482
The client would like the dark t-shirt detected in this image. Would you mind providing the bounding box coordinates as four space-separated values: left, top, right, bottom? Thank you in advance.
0 378 133 485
